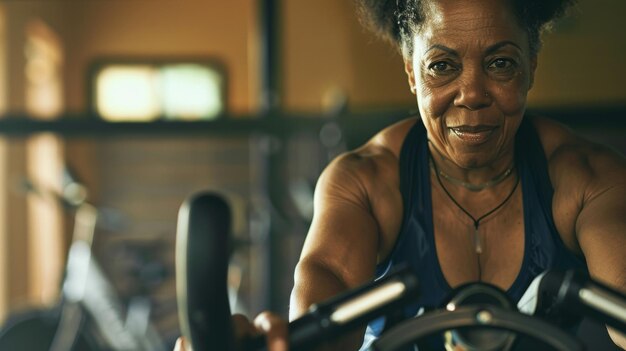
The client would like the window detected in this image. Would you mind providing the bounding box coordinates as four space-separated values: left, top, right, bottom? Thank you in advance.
91 60 226 122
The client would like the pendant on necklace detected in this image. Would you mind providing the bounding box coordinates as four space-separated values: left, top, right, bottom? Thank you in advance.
474 224 483 254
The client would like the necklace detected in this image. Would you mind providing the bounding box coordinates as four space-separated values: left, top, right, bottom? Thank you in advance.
434 160 514 192
431 157 520 254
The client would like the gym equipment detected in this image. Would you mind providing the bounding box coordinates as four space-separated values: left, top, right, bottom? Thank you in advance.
176 192 236 350
176 191 626 351
176 192 420 351
518 270 626 332
0 179 165 351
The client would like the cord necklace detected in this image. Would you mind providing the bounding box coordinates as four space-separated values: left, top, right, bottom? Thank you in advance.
431 157 520 254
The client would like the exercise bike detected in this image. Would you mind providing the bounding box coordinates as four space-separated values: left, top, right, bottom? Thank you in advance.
0 177 165 351
176 192 626 351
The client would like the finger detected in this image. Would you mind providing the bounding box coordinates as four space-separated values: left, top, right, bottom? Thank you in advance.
254 312 289 351
174 337 193 351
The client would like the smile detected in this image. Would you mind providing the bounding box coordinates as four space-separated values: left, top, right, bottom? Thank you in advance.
449 125 498 145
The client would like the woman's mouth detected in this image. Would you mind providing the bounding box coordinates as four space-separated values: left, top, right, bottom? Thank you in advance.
449 125 498 145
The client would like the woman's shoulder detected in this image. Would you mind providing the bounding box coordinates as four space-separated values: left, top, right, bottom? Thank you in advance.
328 117 418 177
530 115 626 245
530 115 581 158
370 116 421 159
318 117 419 202
530 115 625 171
312 118 415 259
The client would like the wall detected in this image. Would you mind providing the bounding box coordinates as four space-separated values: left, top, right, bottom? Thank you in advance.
62 0 258 115
0 0 71 322
282 0 412 112
529 0 626 107
62 0 414 115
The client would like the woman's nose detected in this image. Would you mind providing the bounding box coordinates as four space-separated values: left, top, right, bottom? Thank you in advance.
453 68 492 110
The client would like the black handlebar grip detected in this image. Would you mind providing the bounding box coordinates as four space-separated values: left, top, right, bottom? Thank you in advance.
176 192 234 351
246 266 419 350
548 270 626 333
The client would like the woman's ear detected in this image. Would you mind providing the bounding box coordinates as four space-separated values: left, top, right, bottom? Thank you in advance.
404 58 417 95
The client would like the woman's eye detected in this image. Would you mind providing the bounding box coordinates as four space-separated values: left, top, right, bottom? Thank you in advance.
488 58 515 70
428 61 455 74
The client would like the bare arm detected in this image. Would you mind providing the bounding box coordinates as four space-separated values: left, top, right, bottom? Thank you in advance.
289 150 398 350
290 154 379 350
544 118 626 348
573 151 626 349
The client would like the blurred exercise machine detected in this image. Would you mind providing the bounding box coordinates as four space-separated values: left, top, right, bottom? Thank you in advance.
0 177 166 351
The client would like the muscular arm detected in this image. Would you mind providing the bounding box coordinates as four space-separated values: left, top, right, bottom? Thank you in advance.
290 154 379 351
289 148 400 350
572 150 626 349
290 155 379 313
539 118 626 348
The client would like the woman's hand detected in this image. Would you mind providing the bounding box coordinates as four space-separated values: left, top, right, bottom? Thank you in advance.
248 312 289 351
173 312 289 351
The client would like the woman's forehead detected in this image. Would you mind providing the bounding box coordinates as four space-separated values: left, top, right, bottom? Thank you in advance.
415 0 528 53
420 0 517 30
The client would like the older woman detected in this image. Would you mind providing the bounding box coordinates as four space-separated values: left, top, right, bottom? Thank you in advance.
177 0 626 350
289 0 625 349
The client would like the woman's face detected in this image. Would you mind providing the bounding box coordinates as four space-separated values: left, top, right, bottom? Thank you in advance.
405 0 536 169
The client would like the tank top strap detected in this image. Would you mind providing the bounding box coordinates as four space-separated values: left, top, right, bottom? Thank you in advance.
399 120 430 232
376 119 446 306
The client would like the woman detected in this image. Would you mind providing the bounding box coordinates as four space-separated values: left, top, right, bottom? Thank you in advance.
178 0 626 349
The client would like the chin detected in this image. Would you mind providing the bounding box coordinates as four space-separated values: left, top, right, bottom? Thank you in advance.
447 137 511 169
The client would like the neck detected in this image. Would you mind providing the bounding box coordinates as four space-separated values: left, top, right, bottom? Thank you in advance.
428 143 515 189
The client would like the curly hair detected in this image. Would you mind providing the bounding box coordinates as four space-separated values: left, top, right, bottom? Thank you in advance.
355 0 576 57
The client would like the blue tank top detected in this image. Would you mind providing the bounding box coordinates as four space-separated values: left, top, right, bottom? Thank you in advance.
360 118 586 349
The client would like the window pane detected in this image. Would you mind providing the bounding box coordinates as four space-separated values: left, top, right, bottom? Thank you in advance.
161 64 223 120
96 65 160 121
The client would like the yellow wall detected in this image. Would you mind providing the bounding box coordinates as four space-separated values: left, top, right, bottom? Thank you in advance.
62 0 258 114
0 1 70 321
2 1 260 115
282 0 412 112
529 0 626 107
59 0 414 114
1 1 70 113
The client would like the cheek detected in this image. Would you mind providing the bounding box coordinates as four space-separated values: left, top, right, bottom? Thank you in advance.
417 84 450 120
418 95 448 143
417 92 445 138
498 90 527 117
498 71 532 115
493 81 529 117
416 81 456 143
